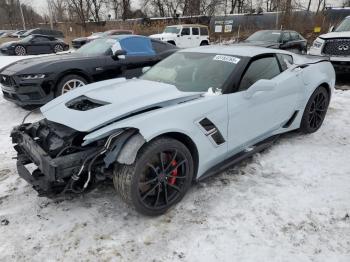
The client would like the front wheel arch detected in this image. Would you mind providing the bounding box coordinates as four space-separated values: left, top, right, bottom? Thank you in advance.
116 131 199 181
54 70 91 92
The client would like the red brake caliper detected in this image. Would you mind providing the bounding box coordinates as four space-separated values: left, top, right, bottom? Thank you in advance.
168 160 178 185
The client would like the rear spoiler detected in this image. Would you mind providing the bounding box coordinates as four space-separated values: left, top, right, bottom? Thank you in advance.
289 54 330 71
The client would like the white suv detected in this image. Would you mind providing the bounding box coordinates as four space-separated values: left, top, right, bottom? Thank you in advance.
150 24 210 48
309 16 350 73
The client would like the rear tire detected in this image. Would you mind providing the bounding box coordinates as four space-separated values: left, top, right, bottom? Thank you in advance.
300 86 329 134
113 137 194 216
55 74 87 97
14 45 26 56
200 41 209 46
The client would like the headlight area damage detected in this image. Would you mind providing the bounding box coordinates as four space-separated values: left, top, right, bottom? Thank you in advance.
11 119 143 197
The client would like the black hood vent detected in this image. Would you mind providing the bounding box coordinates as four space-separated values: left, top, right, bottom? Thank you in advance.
66 96 110 111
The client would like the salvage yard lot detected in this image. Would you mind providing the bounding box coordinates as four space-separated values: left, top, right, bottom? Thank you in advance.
0 87 350 261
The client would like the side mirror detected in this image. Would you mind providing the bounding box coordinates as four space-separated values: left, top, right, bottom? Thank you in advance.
329 25 335 32
243 79 277 99
112 49 127 60
142 66 151 74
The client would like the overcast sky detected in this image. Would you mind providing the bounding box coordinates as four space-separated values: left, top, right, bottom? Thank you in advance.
29 0 345 16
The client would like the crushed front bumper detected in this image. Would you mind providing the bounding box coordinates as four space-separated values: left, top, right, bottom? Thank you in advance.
11 125 96 196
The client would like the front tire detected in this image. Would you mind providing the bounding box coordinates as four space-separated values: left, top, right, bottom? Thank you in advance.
55 74 87 97
300 86 329 133
53 44 64 53
113 137 194 216
14 45 26 56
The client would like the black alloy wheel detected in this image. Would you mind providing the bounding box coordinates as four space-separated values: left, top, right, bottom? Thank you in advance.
300 86 329 133
113 137 194 216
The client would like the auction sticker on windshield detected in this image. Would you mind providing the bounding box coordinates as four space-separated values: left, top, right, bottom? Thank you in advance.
213 55 240 64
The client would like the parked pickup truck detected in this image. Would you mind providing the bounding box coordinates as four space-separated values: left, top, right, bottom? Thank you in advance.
309 16 350 73
150 24 210 48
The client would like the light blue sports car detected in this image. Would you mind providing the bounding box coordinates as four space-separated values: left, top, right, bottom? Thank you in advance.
12 46 335 215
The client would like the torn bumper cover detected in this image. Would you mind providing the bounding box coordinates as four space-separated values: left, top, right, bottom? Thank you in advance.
11 124 97 196
11 120 141 197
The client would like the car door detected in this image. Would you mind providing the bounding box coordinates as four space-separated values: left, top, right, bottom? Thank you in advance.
192 27 200 46
290 31 305 52
103 37 158 79
280 32 292 51
227 54 302 154
178 27 192 48
27 36 52 54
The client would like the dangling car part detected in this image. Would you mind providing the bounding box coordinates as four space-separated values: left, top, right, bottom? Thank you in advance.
11 46 335 216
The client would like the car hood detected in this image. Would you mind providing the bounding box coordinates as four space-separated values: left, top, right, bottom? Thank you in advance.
150 33 177 39
0 51 84 74
319 31 350 39
0 41 18 48
41 78 203 132
0 54 50 71
239 41 280 48
73 37 88 42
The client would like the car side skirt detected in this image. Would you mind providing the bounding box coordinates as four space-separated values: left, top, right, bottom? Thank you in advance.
197 135 280 182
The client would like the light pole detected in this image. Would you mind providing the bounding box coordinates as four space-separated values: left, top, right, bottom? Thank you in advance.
18 0 26 30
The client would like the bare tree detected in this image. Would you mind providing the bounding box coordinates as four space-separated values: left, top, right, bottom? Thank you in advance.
90 0 106 22
67 0 92 28
51 0 67 22
121 0 131 20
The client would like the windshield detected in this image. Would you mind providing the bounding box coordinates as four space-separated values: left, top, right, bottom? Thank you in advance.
141 52 241 92
335 18 350 32
21 35 34 43
163 27 181 34
91 32 103 36
246 31 281 42
76 38 118 56
21 29 34 37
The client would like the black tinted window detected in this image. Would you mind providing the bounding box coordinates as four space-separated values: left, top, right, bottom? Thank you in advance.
282 32 291 42
151 40 170 53
276 54 293 71
192 28 199 35
290 32 300 41
181 28 190 36
239 56 281 91
32 36 50 42
200 27 209 36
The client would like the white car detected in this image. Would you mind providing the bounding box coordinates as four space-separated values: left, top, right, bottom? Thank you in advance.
12 46 335 215
309 16 350 73
150 24 210 48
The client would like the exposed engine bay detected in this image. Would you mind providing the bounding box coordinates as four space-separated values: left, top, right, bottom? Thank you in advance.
11 119 137 196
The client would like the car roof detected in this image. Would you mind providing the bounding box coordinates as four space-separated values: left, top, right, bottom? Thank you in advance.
167 24 208 28
29 34 55 38
181 45 291 57
108 34 149 40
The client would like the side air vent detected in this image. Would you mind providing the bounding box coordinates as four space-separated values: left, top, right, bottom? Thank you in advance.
199 118 216 132
66 96 110 111
198 118 225 146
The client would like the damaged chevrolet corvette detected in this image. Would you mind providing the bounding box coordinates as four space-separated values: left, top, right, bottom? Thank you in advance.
11 46 335 216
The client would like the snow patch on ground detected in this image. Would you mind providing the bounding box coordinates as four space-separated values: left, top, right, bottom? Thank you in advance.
0 90 349 261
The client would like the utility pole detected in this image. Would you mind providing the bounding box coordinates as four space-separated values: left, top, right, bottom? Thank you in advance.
47 0 54 29
18 0 26 30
